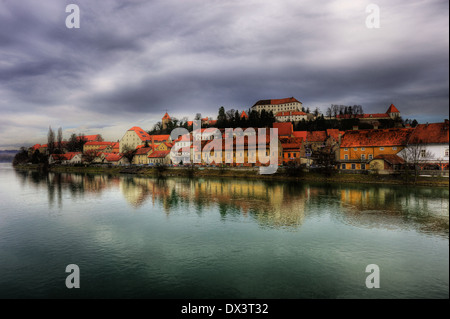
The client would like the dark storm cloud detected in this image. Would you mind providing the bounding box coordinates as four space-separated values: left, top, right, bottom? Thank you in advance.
0 0 448 148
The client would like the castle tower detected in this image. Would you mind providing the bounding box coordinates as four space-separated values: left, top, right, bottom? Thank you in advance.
162 112 171 130
386 104 400 119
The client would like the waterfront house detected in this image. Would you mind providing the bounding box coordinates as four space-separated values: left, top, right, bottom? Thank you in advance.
83 141 114 153
398 120 449 170
133 147 154 165
279 137 304 165
369 154 406 174
49 152 82 165
119 126 152 153
339 127 413 171
148 150 171 165
104 153 129 166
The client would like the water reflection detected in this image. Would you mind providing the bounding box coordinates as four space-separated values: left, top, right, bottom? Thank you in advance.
13 169 449 236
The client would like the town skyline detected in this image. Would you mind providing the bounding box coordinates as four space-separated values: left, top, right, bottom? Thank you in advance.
1 0 448 150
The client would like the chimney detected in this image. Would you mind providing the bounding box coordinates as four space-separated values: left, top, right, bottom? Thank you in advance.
352 126 358 130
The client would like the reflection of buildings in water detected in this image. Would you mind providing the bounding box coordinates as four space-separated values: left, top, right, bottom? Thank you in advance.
117 177 307 228
120 177 152 208
179 179 305 228
338 186 449 236
16 170 121 208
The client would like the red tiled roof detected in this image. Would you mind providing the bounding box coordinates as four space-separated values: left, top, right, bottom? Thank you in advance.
253 97 301 106
240 111 249 119
341 128 413 147
408 121 449 144
208 120 217 126
306 131 327 142
77 135 102 142
281 143 302 150
373 154 405 165
162 112 171 120
326 129 341 141
293 131 307 139
31 144 41 150
148 150 170 158
105 153 124 162
386 104 400 113
135 147 153 155
275 111 306 117
51 152 81 161
273 122 293 136
150 135 171 142
129 127 151 141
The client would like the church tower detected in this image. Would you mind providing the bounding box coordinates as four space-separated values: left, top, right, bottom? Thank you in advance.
162 112 171 130
386 104 400 119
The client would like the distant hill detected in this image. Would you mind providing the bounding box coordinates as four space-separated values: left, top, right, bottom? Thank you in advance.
0 150 19 163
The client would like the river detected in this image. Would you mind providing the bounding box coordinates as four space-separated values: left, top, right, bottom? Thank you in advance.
0 163 448 298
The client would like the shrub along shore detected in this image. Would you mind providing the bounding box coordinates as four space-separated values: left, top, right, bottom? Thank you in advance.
13 164 449 188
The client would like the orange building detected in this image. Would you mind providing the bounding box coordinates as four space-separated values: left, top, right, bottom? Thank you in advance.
339 128 413 170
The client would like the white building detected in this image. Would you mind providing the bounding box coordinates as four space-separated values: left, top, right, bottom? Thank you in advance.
398 120 449 170
119 126 151 153
49 152 82 165
275 111 308 122
251 97 303 114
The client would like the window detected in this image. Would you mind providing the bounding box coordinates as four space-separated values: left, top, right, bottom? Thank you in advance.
361 164 366 170
368 154 373 160
344 154 349 160
354 148 357 151
420 150 426 158
380 147 384 151
351 164 356 170
288 153 291 158
361 154 366 160
342 164 346 169
392 147 397 150
344 148 348 151
445 149 449 157
361 147 365 151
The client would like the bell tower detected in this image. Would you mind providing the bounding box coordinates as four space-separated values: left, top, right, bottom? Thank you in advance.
162 111 171 130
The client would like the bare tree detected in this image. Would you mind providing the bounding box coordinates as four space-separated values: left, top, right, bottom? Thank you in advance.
83 149 101 165
121 144 137 166
401 141 434 184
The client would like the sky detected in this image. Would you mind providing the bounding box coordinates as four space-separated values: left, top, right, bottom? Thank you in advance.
0 0 448 149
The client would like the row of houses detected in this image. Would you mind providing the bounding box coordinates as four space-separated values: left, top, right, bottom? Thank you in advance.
31 113 449 172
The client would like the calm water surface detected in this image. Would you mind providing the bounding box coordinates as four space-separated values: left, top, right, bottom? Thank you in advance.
0 163 448 298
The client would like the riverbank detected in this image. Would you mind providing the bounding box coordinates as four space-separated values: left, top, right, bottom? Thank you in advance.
13 164 449 187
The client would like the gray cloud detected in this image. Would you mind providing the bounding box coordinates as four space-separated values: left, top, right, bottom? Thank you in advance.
0 0 448 149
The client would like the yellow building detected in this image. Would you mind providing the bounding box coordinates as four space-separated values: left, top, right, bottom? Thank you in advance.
339 128 413 170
